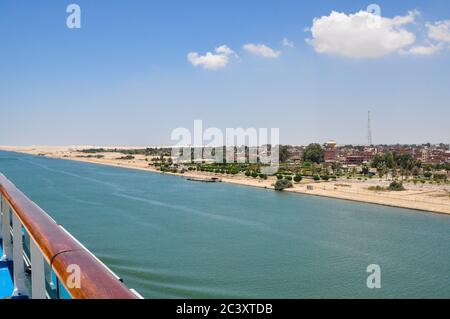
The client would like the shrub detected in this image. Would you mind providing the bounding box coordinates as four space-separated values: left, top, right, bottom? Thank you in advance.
259 173 268 180
274 179 293 191
117 155 135 160
251 172 258 178
294 174 302 183
388 181 405 191
321 175 330 181
313 175 320 181
434 174 447 181
368 185 387 192
276 174 283 180
285 175 293 181
245 171 251 177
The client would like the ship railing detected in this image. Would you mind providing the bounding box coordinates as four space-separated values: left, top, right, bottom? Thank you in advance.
0 173 142 299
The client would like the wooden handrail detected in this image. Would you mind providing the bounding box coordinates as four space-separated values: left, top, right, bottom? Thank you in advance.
0 173 138 299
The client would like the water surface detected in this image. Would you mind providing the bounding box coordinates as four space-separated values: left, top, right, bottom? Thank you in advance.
0 151 449 298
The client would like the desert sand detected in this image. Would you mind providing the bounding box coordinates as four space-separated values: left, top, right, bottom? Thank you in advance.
1 145 449 215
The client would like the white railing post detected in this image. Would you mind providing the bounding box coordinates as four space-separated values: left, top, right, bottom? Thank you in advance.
30 239 46 299
1 194 12 261
11 212 27 297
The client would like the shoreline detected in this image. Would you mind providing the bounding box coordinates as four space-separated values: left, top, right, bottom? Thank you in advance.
67 157 450 216
1 146 449 216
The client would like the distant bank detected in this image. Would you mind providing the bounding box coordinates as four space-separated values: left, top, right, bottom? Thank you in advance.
1 146 449 215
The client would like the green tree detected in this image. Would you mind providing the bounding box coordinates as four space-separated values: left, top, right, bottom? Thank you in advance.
279 145 290 163
371 154 384 169
383 152 396 169
303 144 324 163
396 153 414 181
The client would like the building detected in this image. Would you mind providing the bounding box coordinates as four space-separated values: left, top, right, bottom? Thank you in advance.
324 140 337 163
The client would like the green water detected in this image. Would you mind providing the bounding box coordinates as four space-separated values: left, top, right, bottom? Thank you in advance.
0 151 449 298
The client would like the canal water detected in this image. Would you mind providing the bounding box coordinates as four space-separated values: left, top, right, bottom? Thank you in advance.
0 151 449 298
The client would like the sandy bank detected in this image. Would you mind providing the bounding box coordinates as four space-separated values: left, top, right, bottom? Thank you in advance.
1 146 449 215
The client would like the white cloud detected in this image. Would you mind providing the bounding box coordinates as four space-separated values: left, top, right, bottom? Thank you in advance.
391 10 419 25
402 20 450 56
282 37 294 48
426 20 450 43
400 20 450 56
243 43 281 58
403 43 444 55
306 10 418 58
215 45 239 58
187 52 229 70
187 45 237 70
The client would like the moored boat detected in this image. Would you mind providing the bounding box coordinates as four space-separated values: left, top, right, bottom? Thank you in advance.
186 177 222 183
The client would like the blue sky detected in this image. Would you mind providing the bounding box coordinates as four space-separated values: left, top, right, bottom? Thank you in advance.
1 0 449 146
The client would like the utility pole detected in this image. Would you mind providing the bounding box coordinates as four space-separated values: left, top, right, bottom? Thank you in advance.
367 110 373 146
